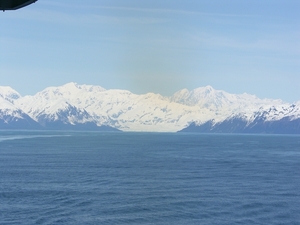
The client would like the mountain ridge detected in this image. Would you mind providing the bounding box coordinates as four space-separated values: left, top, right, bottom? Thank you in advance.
0 82 299 133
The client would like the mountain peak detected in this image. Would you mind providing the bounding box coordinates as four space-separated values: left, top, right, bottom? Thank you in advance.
0 86 21 103
192 85 216 95
204 85 214 91
4 82 300 133
62 82 106 93
62 82 79 88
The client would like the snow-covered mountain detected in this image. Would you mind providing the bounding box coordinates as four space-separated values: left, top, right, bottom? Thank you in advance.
170 85 283 117
15 83 201 131
179 102 300 134
0 91 40 129
0 82 299 133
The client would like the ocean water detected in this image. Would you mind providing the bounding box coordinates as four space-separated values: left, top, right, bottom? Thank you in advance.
0 131 299 225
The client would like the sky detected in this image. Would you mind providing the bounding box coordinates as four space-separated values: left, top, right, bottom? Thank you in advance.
0 0 299 102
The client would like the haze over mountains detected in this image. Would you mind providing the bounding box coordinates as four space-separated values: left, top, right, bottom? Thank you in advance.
0 82 299 133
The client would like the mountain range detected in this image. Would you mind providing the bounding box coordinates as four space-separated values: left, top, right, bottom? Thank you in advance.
0 82 299 133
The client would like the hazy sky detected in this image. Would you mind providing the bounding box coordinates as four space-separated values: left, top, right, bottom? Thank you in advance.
1 0 299 102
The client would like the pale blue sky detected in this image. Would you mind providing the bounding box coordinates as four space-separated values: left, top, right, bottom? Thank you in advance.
1 0 299 102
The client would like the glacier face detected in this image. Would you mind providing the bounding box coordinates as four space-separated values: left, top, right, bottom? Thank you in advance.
0 82 299 133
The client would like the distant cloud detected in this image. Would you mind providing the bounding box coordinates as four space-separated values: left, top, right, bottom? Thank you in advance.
190 31 300 56
11 6 168 26
94 5 257 18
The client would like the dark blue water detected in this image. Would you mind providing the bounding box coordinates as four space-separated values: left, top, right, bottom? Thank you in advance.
0 131 299 225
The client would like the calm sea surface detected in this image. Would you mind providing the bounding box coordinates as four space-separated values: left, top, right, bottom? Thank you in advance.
0 131 299 225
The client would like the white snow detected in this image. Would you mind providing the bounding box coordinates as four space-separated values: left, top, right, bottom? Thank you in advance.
0 86 21 103
0 82 294 132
